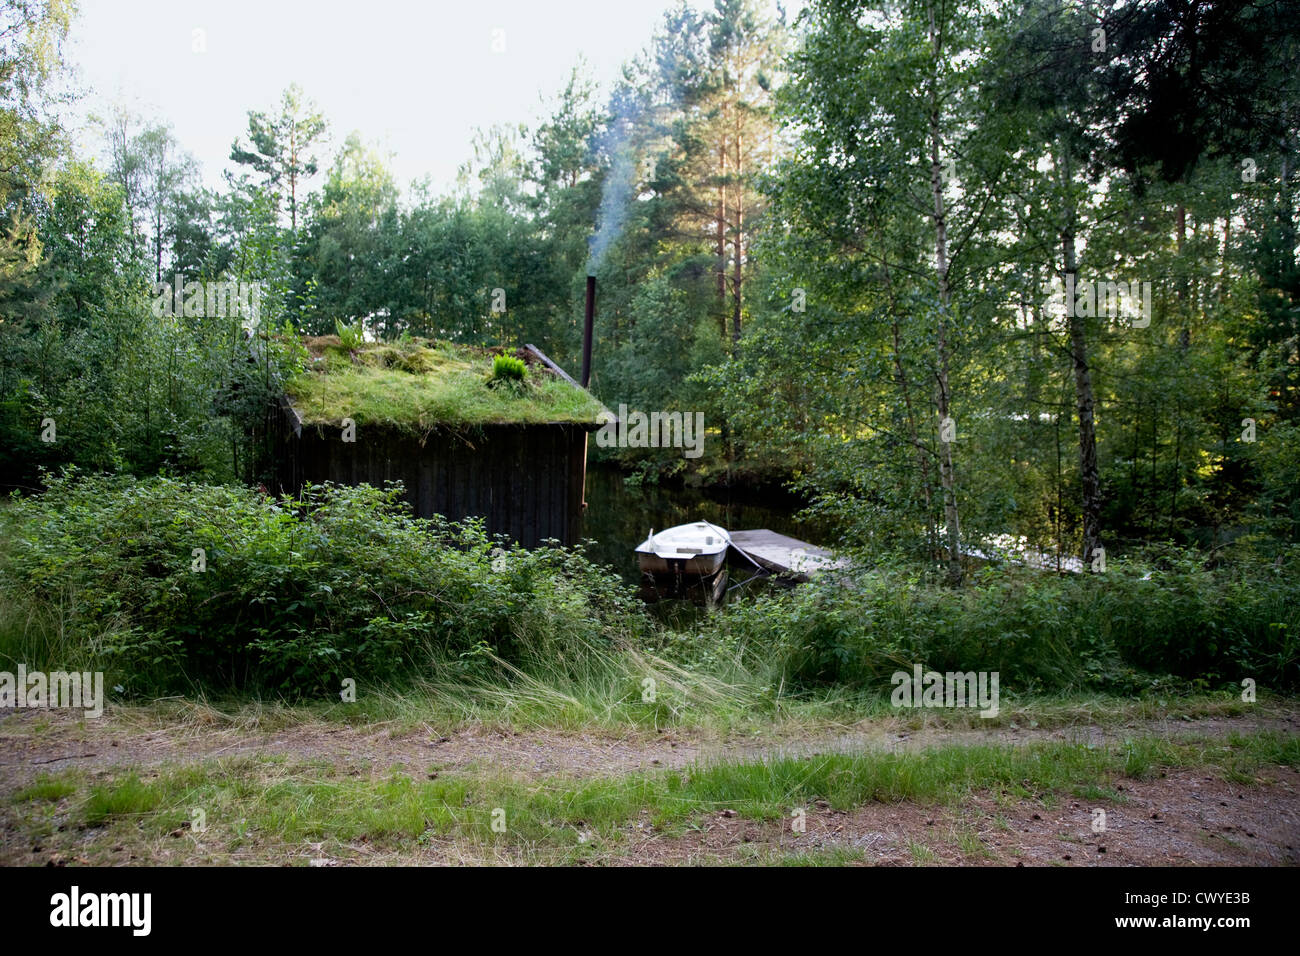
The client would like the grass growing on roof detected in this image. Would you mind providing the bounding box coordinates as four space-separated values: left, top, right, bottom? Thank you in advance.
286 338 604 430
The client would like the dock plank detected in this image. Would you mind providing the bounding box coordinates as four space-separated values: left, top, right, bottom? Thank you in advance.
728 529 847 580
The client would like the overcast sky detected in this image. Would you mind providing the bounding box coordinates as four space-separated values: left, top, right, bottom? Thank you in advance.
63 0 710 195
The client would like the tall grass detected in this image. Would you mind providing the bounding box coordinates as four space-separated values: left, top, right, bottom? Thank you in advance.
2 474 1296 716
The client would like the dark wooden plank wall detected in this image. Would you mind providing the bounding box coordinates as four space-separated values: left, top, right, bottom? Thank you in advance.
273 419 589 548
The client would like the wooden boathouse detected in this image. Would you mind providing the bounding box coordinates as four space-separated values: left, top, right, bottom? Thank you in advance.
270 337 607 548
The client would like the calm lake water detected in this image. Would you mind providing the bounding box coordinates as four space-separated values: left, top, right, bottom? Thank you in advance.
578 463 833 617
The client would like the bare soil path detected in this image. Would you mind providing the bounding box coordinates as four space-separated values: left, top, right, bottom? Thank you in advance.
2 705 1296 865
2 706 1297 787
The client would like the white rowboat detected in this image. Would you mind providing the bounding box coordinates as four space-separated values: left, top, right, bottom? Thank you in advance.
635 521 730 577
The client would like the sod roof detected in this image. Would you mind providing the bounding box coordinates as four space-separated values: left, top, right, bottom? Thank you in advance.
285 337 606 432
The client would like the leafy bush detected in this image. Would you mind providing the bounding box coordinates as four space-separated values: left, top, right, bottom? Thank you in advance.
6 472 1295 708
0 472 648 696
703 553 1300 695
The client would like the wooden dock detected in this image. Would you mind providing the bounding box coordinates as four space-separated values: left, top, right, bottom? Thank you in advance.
728 529 847 581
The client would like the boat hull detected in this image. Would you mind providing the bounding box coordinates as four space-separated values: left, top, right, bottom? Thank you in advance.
637 549 727 577
635 521 730 578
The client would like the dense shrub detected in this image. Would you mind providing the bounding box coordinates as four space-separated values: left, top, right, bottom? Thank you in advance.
0 472 648 695
702 551 1300 695
5 473 1296 705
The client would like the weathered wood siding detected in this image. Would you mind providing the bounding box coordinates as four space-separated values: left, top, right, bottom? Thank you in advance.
271 415 591 547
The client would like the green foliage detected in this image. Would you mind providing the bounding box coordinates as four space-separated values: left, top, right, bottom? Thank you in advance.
333 318 363 351
702 552 1300 694
489 353 527 385
0 473 649 696
229 82 328 233
0 0 1297 729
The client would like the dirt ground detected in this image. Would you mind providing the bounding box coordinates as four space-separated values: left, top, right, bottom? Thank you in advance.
3 706 1297 784
602 767 1300 866
2 706 1297 865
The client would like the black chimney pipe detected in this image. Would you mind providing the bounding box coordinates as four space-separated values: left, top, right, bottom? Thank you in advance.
581 275 595 388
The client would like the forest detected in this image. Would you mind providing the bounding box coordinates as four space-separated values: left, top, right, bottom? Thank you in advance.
0 0 1298 870
3 0 1297 573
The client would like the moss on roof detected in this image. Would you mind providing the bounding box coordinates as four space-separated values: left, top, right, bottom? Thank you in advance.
285 337 605 431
